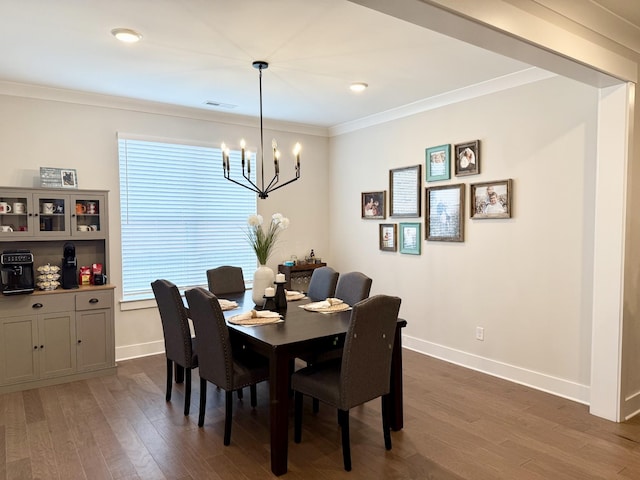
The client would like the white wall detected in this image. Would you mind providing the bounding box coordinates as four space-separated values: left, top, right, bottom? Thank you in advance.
329 75 599 402
0 93 330 359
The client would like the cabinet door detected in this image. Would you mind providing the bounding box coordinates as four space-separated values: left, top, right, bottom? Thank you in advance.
33 193 70 237
0 315 39 384
71 193 106 238
76 309 112 371
0 189 34 237
38 311 76 378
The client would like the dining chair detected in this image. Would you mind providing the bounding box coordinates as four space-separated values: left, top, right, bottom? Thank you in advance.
207 265 246 295
306 266 339 301
151 279 198 416
184 287 269 445
305 270 374 413
291 294 402 471
334 271 372 307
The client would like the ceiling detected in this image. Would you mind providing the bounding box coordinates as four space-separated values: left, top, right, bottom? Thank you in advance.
0 0 635 128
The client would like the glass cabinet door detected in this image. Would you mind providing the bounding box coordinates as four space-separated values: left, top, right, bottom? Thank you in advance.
71 194 105 237
0 191 33 236
33 194 69 236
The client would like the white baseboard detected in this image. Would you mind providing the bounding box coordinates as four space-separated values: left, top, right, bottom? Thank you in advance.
402 335 590 405
116 340 165 362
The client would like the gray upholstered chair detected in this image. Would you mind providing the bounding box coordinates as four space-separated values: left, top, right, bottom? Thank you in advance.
292 294 402 471
306 266 339 301
185 287 269 445
207 265 246 296
151 279 198 416
334 271 372 307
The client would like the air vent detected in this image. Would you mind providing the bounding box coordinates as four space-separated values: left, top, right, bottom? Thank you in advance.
204 101 237 109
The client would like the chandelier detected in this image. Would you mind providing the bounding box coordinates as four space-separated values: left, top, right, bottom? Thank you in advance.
221 61 301 199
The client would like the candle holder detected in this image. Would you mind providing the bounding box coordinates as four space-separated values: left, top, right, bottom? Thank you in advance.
263 294 276 311
274 280 287 312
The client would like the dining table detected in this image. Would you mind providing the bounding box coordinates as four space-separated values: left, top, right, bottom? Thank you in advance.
222 290 407 476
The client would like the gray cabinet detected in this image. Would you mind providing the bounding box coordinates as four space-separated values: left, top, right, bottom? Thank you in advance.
0 288 115 392
0 186 115 393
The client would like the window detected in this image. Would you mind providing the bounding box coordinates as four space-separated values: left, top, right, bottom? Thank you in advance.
118 135 257 301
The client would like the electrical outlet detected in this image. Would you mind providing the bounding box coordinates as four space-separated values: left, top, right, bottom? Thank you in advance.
475 326 484 341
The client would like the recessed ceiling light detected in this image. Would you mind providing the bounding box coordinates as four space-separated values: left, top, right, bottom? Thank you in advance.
111 28 143 43
350 82 368 92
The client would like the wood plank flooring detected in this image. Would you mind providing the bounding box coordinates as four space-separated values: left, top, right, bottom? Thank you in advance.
2 349 640 479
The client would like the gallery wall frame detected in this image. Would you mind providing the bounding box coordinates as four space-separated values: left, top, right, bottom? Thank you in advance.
454 140 480 176
399 222 421 255
379 223 397 251
425 144 450 182
361 191 386 219
425 183 465 242
470 179 512 219
389 165 422 217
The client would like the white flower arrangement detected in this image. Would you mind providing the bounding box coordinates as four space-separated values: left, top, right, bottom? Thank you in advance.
246 213 289 264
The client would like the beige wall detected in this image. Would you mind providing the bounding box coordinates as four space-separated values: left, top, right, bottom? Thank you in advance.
329 75 598 401
0 93 330 359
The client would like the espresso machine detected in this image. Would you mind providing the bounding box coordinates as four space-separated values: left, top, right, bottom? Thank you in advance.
61 242 78 289
0 249 35 295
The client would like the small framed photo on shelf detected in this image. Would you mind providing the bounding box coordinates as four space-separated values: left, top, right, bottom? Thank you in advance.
379 223 397 252
470 179 512 219
425 144 450 182
361 191 386 219
399 222 421 255
389 165 422 217
454 140 480 176
426 184 465 242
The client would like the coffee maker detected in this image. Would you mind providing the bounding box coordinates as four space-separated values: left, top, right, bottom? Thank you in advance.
0 249 35 295
61 242 78 289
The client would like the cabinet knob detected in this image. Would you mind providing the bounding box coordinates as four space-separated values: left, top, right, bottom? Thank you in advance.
32 303 43 309
40 345 44 349
89 298 99 304
33 345 38 350
77 339 82 344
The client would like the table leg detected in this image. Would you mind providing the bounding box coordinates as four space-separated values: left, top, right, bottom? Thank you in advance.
269 348 291 476
388 326 404 431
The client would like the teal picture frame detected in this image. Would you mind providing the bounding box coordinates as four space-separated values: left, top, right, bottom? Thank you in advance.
399 222 421 255
425 144 450 182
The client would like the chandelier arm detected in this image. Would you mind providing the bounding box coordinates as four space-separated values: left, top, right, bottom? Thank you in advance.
224 173 262 195
264 173 300 195
264 173 279 192
242 170 262 191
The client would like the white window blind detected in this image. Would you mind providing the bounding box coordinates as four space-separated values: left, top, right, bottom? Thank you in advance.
118 136 257 301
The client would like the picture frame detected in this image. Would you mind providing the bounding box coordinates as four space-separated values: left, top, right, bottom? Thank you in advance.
40 167 79 189
379 223 397 251
426 183 465 242
361 191 386 219
425 144 450 182
470 179 512 219
454 140 480 176
389 165 422 217
399 222 421 255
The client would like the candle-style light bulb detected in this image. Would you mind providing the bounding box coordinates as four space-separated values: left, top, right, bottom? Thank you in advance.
247 151 251 175
294 143 301 169
240 139 246 170
275 149 280 175
221 143 227 170
225 148 230 172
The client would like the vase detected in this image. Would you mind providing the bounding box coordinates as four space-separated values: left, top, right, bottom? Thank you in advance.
252 264 275 305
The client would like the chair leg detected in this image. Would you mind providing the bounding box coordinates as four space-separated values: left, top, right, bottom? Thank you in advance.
174 364 185 384
312 397 319 414
198 378 207 427
184 368 191 416
338 409 351 471
250 384 257 408
294 391 303 443
381 395 392 450
224 391 233 446
165 358 173 402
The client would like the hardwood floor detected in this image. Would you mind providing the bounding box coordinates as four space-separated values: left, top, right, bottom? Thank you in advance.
2 349 640 479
